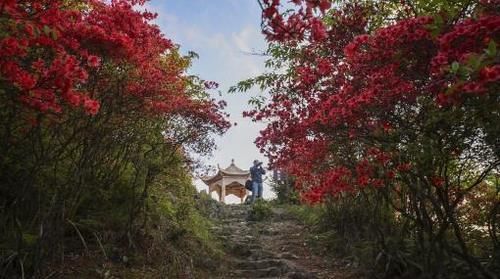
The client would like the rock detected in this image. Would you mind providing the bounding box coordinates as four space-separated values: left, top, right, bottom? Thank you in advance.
233 259 284 270
231 266 283 278
279 252 300 260
287 271 318 279
209 204 356 278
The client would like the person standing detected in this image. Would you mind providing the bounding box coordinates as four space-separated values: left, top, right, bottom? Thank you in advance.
250 160 265 203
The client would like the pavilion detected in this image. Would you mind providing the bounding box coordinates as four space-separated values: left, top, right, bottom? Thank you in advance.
202 159 250 203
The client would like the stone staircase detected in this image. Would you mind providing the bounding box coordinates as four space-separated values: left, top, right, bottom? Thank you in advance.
212 205 320 279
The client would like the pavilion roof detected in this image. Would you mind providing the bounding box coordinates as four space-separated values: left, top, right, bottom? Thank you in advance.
201 159 249 185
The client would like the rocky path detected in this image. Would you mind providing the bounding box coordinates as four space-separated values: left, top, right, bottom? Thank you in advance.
212 205 361 279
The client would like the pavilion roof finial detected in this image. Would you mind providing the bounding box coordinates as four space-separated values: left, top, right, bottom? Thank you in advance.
231 158 235 165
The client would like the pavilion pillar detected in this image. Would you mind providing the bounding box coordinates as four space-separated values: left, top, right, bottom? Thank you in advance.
220 178 226 204
201 160 250 204
240 189 246 204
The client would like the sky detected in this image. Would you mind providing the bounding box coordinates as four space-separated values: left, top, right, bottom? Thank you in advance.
146 0 274 203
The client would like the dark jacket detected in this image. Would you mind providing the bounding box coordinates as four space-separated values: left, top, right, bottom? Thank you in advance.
250 165 265 183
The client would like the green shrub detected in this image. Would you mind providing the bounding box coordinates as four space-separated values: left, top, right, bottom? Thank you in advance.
248 200 273 221
270 177 300 205
286 204 322 226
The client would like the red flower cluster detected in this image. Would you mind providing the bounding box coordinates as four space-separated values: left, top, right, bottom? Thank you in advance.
431 15 500 105
249 0 500 202
261 0 330 42
1 1 95 114
1 0 229 132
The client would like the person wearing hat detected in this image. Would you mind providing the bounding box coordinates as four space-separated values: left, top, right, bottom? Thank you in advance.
249 160 266 203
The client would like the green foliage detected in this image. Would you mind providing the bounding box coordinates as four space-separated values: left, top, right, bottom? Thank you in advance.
291 186 500 278
138 171 224 278
237 0 498 278
0 50 224 279
248 200 273 221
270 177 300 205
286 204 322 227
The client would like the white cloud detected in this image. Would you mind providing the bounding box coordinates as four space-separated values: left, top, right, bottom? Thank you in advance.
147 3 266 80
232 26 258 53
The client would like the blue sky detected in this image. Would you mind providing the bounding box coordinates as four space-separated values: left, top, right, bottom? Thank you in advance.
146 0 273 202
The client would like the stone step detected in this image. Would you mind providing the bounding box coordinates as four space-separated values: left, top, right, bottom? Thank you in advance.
220 225 252 232
217 228 252 235
233 259 287 270
278 251 300 260
230 266 285 278
224 209 249 214
219 235 255 242
217 229 252 236
229 243 253 257
223 218 249 224
222 214 249 219
278 243 308 252
247 249 278 260
213 205 328 278
287 271 318 279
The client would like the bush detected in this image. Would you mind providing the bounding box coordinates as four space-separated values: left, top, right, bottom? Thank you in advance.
303 188 500 279
286 204 322 226
248 200 273 221
270 177 300 205
141 173 224 278
0 1 228 277
235 1 500 278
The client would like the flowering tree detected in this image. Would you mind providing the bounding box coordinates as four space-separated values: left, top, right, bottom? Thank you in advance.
233 0 500 277
0 0 229 276
0 0 229 122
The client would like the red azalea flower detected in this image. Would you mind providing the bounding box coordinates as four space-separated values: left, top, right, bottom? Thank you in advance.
87 55 101 68
480 66 500 82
